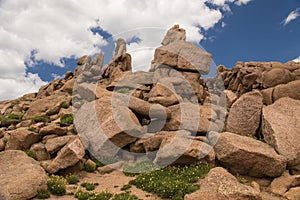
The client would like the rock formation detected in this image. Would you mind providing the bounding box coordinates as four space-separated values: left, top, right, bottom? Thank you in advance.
0 25 300 199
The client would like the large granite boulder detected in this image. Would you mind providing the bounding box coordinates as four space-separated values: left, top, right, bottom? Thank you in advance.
262 68 295 88
185 167 262 200
75 96 143 157
5 127 40 150
226 90 263 136
24 93 70 119
154 130 215 166
212 132 286 177
262 97 300 168
0 150 47 200
46 137 85 173
153 38 211 74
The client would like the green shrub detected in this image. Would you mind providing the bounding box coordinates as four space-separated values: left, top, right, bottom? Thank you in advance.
81 182 96 191
47 175 67 196
83 163 96 173
2 138 8 144
61 102 70 109
120 184 131 191
25 150 37 160
60 114 74 126
32 115 50 123
74 190 113 200
0 114 23 126
130 163 211 200
27 127 38 133
93 156 120 168
112 193 138 200
37 189 51 199
94 191 113 200
115 88 131 94
123 160 158 176
75 190 92 200
66 174 79 184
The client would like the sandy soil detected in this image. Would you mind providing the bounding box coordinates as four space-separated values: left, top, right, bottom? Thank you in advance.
38 170 161 200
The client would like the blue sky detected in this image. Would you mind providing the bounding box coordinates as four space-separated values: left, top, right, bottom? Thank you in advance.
0 0 299 100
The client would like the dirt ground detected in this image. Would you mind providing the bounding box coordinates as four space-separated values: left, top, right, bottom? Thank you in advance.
41 170 161 200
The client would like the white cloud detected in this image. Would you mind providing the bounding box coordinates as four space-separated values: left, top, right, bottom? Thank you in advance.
293 56 300 62
0 73 47 100
0 0 249 100
282 8 300 26
235 0 251 6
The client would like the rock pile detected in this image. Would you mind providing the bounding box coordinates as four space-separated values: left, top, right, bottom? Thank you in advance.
0 25 300 200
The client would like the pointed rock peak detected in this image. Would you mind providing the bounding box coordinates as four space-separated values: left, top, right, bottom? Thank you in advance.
161 24 186 46
113 38 127 59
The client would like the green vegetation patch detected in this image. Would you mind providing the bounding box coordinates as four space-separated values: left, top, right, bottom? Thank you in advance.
32 115 50 123
112 193 138 200
129 163 211 200
66 174 79 184
37 189 51 199
81 182 97 191
47 175 67 196
60 114 74 126
61 102 70 109
0 113 23 126
25 150 37 160
75 190 113 200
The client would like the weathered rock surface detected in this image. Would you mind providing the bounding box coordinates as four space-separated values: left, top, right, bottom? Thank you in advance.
39 123 67 136
153 40 211 74
185 167 262 200
154 130 215 166
164 102 219 133
24 93 70 119
161 24 186 46
262 97 300 168
262 68 295 88
47 137 85 173
212 132 286 177
226 90 263 136
270 171 300 196
273 79 300 101
75 96 142 156
5 128 40 150
284 187 300 200
0 150 47 200
45 135 76 154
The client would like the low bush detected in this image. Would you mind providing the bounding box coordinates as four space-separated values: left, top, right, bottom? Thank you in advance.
66 174 79 184
123 160 158 176
32 115 50 123
112 193 138 200
36 189 51 199
25 150 37 160
120 184 131 191
83 163 96 173
129 163 211 200
60 114 73 126
81 182 97 191
61 102 70 109
47 175 67 196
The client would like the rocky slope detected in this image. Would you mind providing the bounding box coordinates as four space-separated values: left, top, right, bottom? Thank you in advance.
0 25 300 200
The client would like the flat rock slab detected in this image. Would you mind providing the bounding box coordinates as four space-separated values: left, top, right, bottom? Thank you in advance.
212 132 286 178
262 97 300 168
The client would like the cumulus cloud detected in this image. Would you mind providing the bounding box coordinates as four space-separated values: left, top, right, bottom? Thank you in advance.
293 56 300 62
235 0 252 6
282 8 300 26
0 0 251 100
